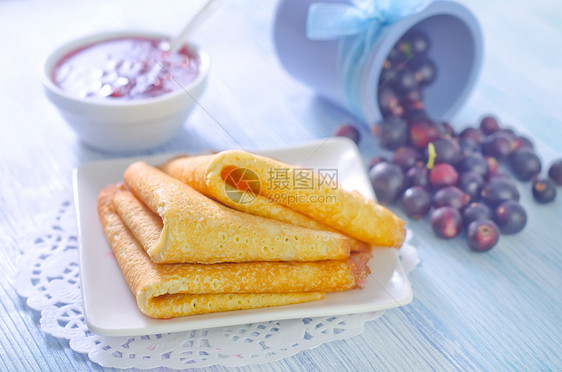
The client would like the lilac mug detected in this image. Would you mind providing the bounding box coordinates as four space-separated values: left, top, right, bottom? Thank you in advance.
273 0 483 126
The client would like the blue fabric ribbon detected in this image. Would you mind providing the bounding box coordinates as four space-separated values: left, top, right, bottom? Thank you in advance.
306 0 432 122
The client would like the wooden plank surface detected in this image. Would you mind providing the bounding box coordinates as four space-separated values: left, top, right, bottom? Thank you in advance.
0 0 561 370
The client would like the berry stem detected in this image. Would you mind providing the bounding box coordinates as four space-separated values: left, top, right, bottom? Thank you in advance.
426 142 436 169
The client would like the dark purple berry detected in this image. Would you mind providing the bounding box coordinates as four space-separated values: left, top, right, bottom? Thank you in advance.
375 117 409 150
459 127 484 144
405 164 429 189
388 104 405 117
485 156 499 177
458 171 484 201
401 186 431 219
402 98 424 113
431 207 463 239
437 122 455 137
457 153 488 177
511 136 534 152
406 31 430 54
369 163 405 204
368 156 388 170
387 45 406 64
487 171 511 182
379 67 398 86
430 163 459 189
458 138 480 157
463 202 492 227
467 220 500 252
481 132 512 159
509 149 541 181
498 128 516 138
392 146 419 171
495 129 516 148
378 86 400 117
494 200 527 234
426 137 461 165
412 58 436 86
400 87 423 106
410 120 441 149
335 124 360 144
481 178 520 207
548 159 562 185
394 69 418 94
480 116 500 135
404 108 429 124
433 186 470 210
532 178 557 204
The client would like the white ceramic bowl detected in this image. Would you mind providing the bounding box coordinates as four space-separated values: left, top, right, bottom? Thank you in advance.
42 30 209 153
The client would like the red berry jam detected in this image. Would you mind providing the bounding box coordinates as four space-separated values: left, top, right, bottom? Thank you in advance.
52 37 200 100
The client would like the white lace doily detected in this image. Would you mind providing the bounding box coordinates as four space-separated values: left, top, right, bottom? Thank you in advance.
16 199 419 369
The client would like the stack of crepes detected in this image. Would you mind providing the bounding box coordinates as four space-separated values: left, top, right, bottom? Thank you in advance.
98 150 406 318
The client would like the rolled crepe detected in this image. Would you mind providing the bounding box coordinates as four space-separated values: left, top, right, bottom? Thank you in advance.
98 185 370 318
122 162 364 263
160 150 406 247
160 154 329 231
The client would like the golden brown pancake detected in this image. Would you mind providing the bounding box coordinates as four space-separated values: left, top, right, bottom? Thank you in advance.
120 162 364 263
98 184 370 318
160 150 405 247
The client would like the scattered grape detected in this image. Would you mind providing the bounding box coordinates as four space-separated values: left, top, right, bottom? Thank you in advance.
405 164 429 189
458 171 484 201
409 120 440 149
481 132 512 159
401 186 431 219
372 33 557 253
375 117 408 150
458 138 480 157
368 156 388 170
480 116 499 135
481 178 520 207
430 163 459 189
437 122 455 137
548 159 562 185
433 186 469 210
457 153 488 177
509 149 541 181
460 127 484 144
485 156 499 177
532 178 557 204
493 200 527 234
463 202 492 228
431 207 463 239
511 135 534 152
467 220 500 252
335 124 360 144
369 163 405 204
427 137 460 165
392 146 419 171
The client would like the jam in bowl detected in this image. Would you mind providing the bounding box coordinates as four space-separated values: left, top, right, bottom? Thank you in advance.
42 31 209 153
52 37 201 101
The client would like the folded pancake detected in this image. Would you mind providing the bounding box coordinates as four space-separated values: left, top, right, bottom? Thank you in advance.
160 150 406 247
98 184 370 318
122 162 363 263
160 154 329 231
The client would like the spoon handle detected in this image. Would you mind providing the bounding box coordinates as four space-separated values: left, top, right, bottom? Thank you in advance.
168 0 221 54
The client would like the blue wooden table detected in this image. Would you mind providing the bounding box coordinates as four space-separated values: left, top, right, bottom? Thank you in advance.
1 0 561 370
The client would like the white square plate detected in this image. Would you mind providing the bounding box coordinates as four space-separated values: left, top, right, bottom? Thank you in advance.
74 137 412 336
